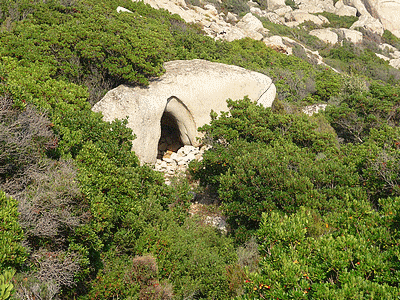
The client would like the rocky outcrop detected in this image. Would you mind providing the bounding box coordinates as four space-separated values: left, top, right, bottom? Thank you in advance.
349 0 400 38
376 43 400 68
298 0 336 13
93 60 276 164
309 28 339 44
336 28 363 43
349 14 384 35
379 43 400 58
334 0 358 16
265 0 287 10
155 145 205 184
390 59 400 69
264 35 293 55
284 10 330 26
129 0 270 42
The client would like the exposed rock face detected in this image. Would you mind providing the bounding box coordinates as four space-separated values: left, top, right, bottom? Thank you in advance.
349 14 384 35
334 0 358 16
356 0 400 38
284 10 330 26
264 35 293 55
155 145 206 184
376 53 391 61
298 0 336 13
336 28 363 43
93 60 276 164
390 58 400 69
232 12 268 41
379 43 400 59
130 0 270 42
309 28 339 44
265 0 287 10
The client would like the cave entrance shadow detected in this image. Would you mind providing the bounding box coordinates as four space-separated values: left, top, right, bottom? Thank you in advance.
158 111 184 159
157 96 197 159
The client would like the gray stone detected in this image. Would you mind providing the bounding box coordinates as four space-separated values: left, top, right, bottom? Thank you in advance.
266 0 286 10
235 13 266 40
116 6 133 13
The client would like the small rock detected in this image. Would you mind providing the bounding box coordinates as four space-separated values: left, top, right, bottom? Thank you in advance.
376 53 390 61
390 58 400 69
274 6 292 16
170 152 179 161
226 12 238 23
186 153 196 162
116 6 133 13
178 160 188 166
204 4 218 16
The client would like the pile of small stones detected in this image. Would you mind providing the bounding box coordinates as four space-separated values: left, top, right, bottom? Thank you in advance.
154 145 209 184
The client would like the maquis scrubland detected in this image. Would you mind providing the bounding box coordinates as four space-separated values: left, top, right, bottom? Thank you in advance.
0 0 400 299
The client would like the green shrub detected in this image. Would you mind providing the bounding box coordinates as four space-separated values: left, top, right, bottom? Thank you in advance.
260 19 326 51
322 42 400 83
318 12 358 29
0 269 15 300
0 0 175 103
190 98 360 242
84 254 173 300
325 82 400 144
314 68 344 102
134 215 237 299
285 0 298 10
239 198 400 299
0 191 26 270
382 29 400 50
222 0 250 15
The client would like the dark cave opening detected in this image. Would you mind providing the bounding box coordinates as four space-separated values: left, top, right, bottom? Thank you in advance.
157 111 184 159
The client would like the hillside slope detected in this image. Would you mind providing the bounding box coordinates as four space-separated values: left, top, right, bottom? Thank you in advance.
0 0 400 299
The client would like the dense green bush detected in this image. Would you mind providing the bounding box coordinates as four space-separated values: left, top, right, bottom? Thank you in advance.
382 29 400 50
325 82 400 144
0 269 16 300
318 12 358 29
222 0 249 16
0 191 26 270
189 98 353 242
239 201 400 299
322 41 400 84
0 0 175 103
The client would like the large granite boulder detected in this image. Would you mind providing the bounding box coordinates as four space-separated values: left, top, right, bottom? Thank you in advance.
344 0 400 38
336 28 363 43
334 0 358 16
309 28 339 44
284 10 330 26
93 60 276 164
